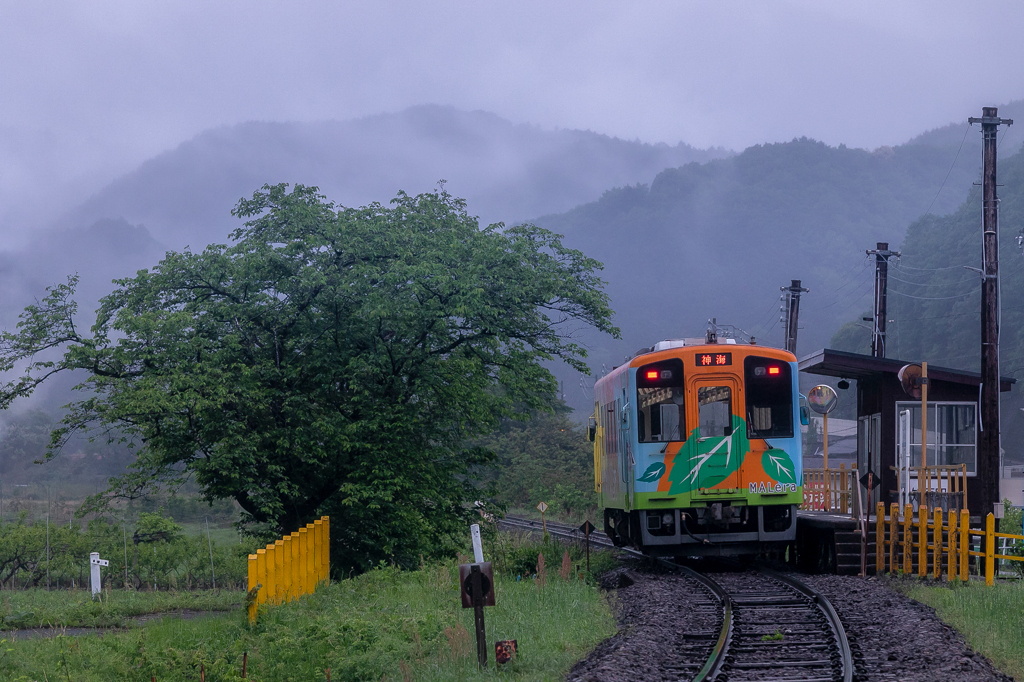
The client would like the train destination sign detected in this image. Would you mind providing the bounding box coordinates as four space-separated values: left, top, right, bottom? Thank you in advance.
695 352 732 367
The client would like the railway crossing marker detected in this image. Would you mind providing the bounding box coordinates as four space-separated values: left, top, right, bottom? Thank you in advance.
536 501 548 537
579 520 597 573
459 561 495 668
89 552 109 598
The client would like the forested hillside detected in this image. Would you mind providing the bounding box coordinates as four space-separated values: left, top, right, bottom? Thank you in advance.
832 142 1024 462
539 125 1022 411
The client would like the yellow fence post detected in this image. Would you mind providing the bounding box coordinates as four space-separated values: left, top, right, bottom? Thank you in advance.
918 505 928 578
298 528 309 597
933 507 942 580
274 539 285 604
305 524 316 593
323 516 330 583
876 502 885 574
290 532 301 601
959 509 969 581
265 544 277 605
256 549 268 607
985 513 996 586
903 504 913 573
247 554 258 623
282 535 294 601
313 520 324 585
889 503 899 574
947 511 957 582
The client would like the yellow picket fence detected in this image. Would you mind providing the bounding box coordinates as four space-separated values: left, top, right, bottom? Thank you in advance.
247 516 330 621
874 502 1024 586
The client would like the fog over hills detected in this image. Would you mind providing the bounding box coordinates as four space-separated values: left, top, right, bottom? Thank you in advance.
3 102 1024 423
58 105 729 250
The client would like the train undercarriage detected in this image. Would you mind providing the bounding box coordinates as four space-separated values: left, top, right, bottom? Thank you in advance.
604 504 797 557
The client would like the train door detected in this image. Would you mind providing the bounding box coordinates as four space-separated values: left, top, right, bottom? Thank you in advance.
693 378 741 490
619 389 635 508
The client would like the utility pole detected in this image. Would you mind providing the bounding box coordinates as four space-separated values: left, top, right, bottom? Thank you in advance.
781 280 809 355
866 242 900 358
968 107 1012 517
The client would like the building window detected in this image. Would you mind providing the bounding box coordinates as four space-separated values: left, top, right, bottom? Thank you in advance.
895 402 977 474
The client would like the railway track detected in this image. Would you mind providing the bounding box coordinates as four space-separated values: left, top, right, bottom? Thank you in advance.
501 514 852 682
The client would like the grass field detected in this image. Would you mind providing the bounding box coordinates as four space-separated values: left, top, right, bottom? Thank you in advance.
900 580 1024 680
1 554 617 681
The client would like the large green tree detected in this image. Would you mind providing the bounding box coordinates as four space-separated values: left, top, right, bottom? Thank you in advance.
0 184 617 572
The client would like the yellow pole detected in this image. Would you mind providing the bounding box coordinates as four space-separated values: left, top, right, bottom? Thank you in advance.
889 503 899 574
290 532 301 601
274 539 285 604
247 554 258 623
903 504 913 573
823 411 829 471
322 516 330 583
959 509 970 581
918 505 928 578
256 549 267 606
264 544 277 605
947 511 957 582
985 513 996 586
875 502 885 574
305 524 316 593
282 535 293 601
921 362 929 497
298 528 309 597
314 520 324 585
933 507 942 580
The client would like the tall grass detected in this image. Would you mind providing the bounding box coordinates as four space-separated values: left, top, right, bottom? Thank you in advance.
1 551 617 681
903 581 1024 679
0 589 241 628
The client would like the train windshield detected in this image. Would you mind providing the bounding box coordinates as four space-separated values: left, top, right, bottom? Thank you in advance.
743 356 794 439
636 359 685 442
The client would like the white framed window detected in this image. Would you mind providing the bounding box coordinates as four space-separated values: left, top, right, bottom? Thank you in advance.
894 401 977 475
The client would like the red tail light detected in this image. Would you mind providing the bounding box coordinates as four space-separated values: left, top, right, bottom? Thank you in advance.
768 366 781 375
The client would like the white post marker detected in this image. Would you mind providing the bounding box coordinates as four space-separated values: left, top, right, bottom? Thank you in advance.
470 523 485 563
89 552 109 598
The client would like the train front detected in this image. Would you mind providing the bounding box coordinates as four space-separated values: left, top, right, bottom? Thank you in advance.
593 341 802 557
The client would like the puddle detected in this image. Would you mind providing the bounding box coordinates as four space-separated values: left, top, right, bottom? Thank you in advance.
1 608 237 640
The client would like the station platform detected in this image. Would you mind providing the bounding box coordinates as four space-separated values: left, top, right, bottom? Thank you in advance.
795 510 872 575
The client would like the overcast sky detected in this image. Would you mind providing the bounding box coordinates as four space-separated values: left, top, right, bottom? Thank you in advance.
3 1 1024 230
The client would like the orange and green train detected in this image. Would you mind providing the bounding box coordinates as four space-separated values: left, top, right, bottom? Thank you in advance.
589 339 807 556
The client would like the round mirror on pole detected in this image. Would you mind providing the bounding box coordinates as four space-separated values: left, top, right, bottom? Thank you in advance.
807 384 839 470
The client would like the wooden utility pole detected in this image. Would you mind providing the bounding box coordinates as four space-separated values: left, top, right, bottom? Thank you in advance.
968 107 1013 517
866 242 900 358
782 279 809 355
980 107 1008 508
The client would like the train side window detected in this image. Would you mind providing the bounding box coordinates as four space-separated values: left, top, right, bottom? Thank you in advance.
636 359 685 443
743 356 794 439
698 386 733 438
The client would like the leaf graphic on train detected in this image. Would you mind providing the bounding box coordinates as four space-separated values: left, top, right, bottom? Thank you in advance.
762 449 796 484
637 462 666 483
667 416 747 495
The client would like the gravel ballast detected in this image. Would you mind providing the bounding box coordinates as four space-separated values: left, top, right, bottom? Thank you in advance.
567 565 1013 682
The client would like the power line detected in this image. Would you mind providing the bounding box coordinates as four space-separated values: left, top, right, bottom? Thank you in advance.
886 273 980 288
888 288 980 301
923 123 971 217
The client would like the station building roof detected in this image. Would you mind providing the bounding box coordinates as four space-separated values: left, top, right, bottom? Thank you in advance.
797 348 1015 393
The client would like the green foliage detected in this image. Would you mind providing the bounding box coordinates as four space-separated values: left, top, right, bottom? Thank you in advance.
0 185 617 576
488 530 618 582
476 404 597 517
0 558 616 681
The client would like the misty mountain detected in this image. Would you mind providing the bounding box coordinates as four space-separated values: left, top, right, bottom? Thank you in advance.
538 109 1024 413
57 105 730 251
